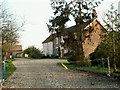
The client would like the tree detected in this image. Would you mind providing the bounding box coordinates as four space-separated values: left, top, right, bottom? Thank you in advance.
23 46 43 58
47 0 103 66
90 4 120 71
0 3 25 58
68 1 100 66
47 0 71 56
102 4 120 72
90 31 120 68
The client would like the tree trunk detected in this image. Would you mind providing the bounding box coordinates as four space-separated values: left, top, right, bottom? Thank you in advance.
113 31 117 72
113 64 117 72
75 24 85 66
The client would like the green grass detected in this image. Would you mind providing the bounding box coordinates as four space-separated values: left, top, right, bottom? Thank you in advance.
77 66 112 73
5 59 16 80
117 68 120 72
63 62 120 74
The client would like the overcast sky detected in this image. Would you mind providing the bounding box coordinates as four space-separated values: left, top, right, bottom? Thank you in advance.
1 0 120 50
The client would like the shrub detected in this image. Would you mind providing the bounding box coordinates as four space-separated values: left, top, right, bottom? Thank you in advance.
23 46 43 59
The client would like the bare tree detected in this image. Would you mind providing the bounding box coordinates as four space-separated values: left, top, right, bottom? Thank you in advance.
0 2 25 58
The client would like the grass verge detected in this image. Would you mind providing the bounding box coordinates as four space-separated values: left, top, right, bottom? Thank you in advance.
61 62 120 74
6 59 16 80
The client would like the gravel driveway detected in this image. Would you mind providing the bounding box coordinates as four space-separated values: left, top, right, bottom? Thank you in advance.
4 59 120 88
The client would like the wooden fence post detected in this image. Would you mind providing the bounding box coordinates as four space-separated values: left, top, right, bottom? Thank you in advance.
107 57 110 76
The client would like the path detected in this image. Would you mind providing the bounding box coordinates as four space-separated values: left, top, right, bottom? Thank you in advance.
4 59 120 88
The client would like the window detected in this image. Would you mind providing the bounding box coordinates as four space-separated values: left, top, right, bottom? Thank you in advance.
74 33 77 39
61 36 63 41
61 36 64 43
56 37 58 44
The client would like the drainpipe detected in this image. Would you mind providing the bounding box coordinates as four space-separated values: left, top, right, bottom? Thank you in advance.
52 32 54 56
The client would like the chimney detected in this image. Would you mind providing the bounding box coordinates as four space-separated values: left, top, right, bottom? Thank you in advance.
92 9 97 19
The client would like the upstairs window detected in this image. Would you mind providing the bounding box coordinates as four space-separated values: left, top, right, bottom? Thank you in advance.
61 36 64 42
56 37 58 44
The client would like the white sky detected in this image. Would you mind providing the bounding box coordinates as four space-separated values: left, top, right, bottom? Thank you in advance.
1 0 120 50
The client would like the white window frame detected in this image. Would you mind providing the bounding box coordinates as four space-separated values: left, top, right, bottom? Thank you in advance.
56 37 58 44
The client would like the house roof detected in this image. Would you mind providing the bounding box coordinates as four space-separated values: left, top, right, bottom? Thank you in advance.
43 24 89 44
10 45 22 52
95 19 106 32
42 19 105 43
42 34 57 43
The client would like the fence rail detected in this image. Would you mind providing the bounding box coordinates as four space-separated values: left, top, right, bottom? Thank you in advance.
68 57 111 76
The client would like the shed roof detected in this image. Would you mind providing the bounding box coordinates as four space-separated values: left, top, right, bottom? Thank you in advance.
10 45 22 52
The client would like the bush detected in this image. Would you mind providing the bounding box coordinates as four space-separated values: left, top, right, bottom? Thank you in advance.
90 35 120 68
6 59 16 79
23 46 43 59
67 53 77 64
84 57 91 67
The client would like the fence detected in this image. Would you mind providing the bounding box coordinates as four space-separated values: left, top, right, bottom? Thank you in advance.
87 57 111 76
68 57 111 76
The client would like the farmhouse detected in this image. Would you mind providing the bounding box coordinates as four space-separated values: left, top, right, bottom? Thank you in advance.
42 19 106 58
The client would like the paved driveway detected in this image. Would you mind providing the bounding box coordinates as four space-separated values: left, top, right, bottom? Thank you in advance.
4 59 120 88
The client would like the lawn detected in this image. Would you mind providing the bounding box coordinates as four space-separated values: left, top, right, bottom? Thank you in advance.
62 62 120 74
5 59 16 80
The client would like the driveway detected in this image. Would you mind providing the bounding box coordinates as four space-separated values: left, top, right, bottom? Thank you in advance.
4 58 120 88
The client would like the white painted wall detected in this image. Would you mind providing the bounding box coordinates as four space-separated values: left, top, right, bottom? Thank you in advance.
64 49 68 54
43 41 53 56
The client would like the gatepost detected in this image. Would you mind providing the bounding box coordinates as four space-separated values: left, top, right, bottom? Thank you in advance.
2 56 6 82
